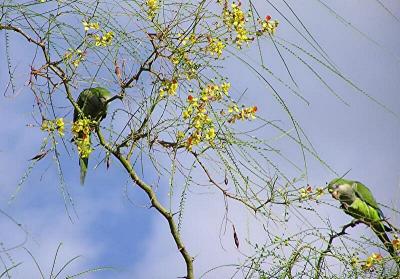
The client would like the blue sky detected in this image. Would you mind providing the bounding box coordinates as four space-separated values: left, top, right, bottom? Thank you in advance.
1 1 399 278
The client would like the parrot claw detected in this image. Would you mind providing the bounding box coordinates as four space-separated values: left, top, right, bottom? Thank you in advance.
350 219 358 226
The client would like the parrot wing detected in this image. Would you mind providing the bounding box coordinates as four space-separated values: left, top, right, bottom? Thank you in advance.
74 87 111 121
74 88 93 121
352 181 392 232
352 181 380 211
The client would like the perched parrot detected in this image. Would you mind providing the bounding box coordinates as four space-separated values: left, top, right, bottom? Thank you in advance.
328 178 399 265
73 87 111 184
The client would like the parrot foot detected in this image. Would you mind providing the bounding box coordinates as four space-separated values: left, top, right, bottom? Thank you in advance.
340 203 348 210
350 219 359 226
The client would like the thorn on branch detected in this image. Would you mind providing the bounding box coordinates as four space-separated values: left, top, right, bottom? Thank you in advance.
232 224 239 248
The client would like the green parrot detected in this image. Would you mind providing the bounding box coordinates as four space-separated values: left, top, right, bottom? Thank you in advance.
328 178 399 265
73 87 111 185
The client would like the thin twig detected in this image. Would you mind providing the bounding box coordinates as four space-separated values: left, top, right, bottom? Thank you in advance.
314 220 363 279
96 127 194 279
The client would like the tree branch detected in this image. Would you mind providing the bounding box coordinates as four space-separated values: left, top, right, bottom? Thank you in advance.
96 127 194 279
314 220 363 279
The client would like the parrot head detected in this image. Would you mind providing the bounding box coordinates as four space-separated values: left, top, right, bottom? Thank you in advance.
327 178 355 204
93 87 112 104
328 184 341 200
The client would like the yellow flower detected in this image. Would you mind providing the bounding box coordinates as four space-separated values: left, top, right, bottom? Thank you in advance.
371 253 382 261
159 80 179 96
82 21 100 31
299 185 312 200
82 21 90 31
171 55 180 65
193 119 202 129
361 253 383 271
222 3 250 47
183 110 191 119
177 131 185 140
63 49 73 61
228 104 239 113
159 88 166 97
72 118 92 135
72 59 81 67
72 118 95 158
41 119 51 132
77 141 93 158
393 235 400 250
169 80 178 95
315 187 324 198
146 0 159 19
350 256 359 267
206 127 216 140
228 105 257 123
207 37 226 57
221 82 230 95
180 81 233 149
187 95 198 105
94 31 114 47
41 118 65 137
189 34 197 44
55 118 65 136
63 48 85 67
261 17 279 35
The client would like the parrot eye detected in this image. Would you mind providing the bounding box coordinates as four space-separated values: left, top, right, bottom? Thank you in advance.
328 184 337 193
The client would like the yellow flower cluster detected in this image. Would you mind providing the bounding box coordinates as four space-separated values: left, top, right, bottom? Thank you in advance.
146 0 159 19
222 3 250 47
178 33 197 46
183 94 215 150
207 37 226 57
171 34 199 77
183 59 198 80
227 104 257 123
259 15 279 35
299 185 312 200
361 253 382 271
200 82 230 102
159 79 178 97
179 82 230 150
72 118 94 158
171 48 198 80
41 118 65 137
94 31 114 47
63 48 85 67
82 21 100 31
171 52 183 65
81 20 114 47
298 185 325 200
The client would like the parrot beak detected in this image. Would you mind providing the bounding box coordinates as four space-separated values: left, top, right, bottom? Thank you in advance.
105 94 123 104
331 190 339 200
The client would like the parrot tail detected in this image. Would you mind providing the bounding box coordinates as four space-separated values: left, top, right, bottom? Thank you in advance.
79 156 88 185
373 224 400 268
